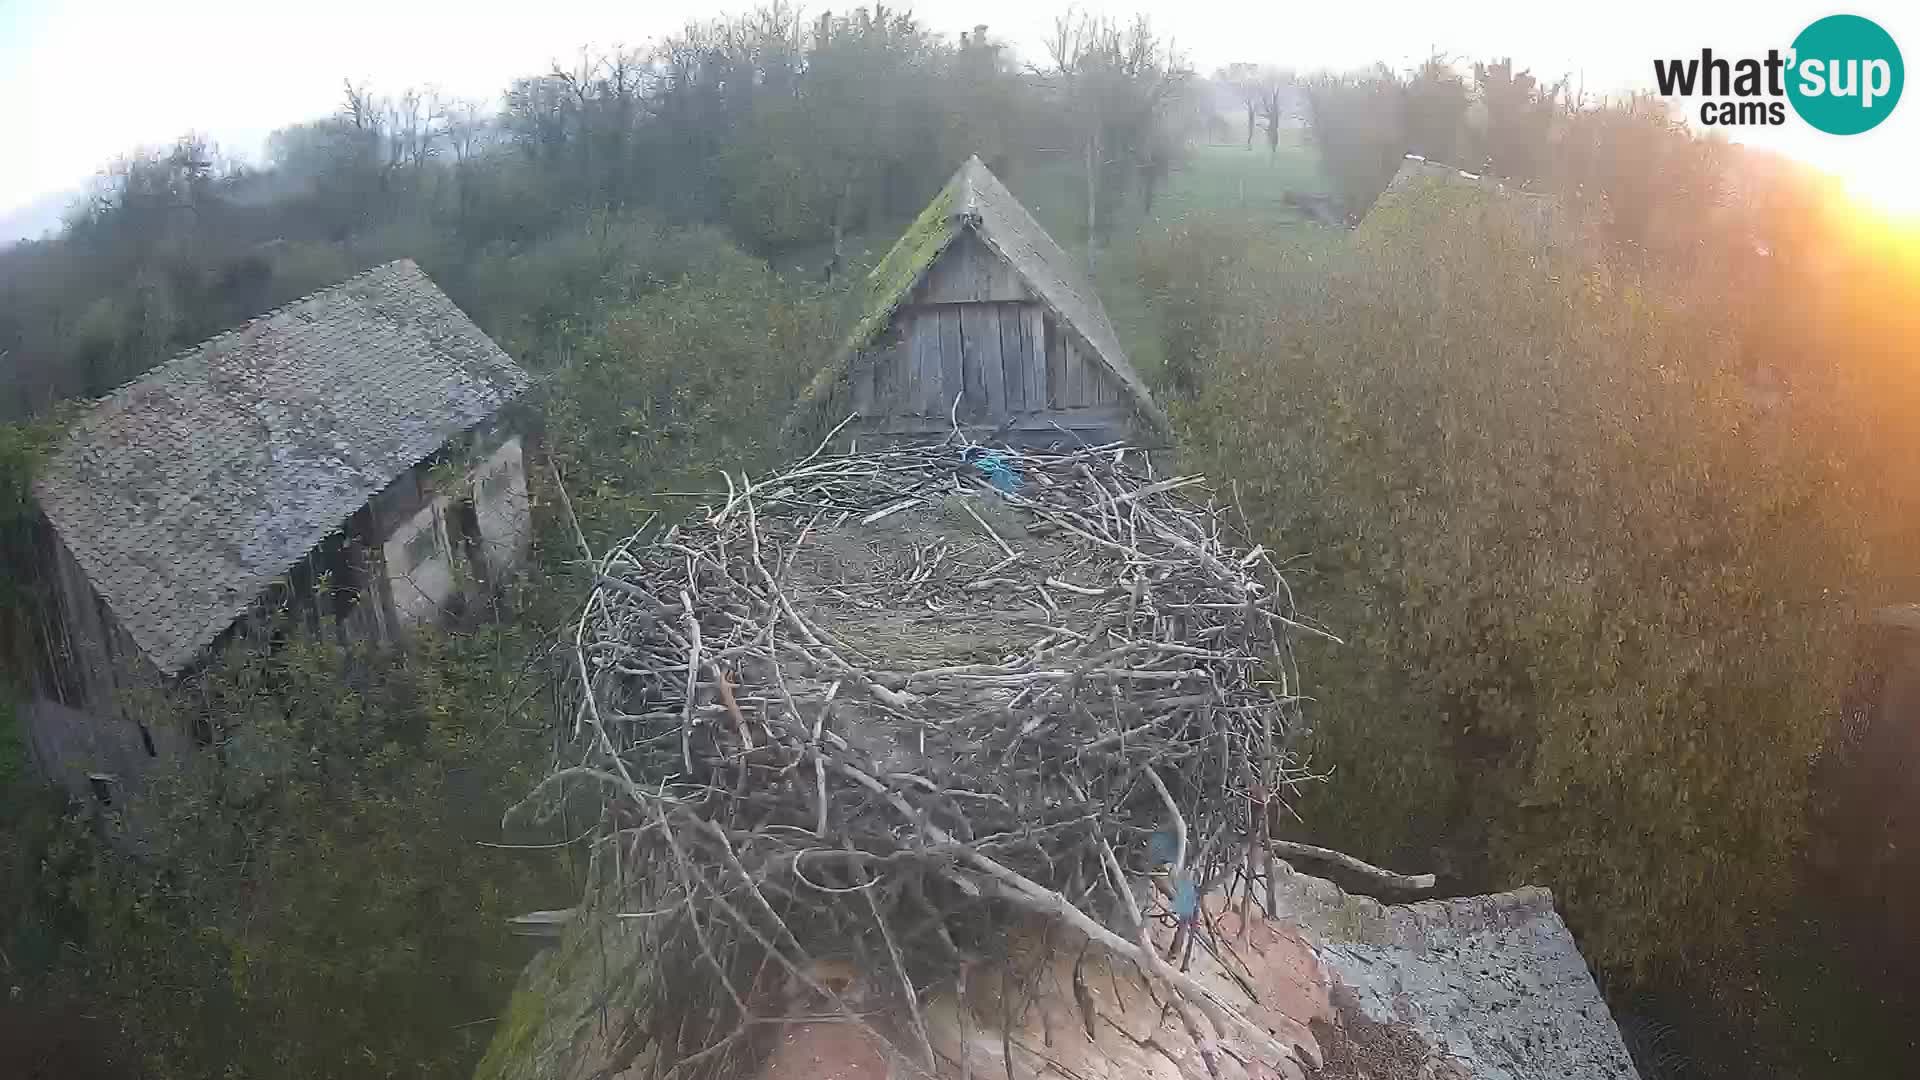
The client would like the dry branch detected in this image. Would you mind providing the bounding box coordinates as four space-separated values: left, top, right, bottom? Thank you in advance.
533 436 1343 1078
1270 840 1437 892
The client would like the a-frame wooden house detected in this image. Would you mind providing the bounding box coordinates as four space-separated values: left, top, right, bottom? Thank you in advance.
794 157 1168 446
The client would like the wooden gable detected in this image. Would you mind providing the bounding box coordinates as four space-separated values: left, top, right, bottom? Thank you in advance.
846 230 1133 443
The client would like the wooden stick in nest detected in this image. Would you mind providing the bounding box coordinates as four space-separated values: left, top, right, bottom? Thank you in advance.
532 436 1372 1079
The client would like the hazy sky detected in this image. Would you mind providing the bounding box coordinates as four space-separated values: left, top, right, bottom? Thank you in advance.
2 0 1915 219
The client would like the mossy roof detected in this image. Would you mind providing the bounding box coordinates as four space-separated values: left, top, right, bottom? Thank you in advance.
1360 155 1563 239
794 156 1167 438
33 260 529 675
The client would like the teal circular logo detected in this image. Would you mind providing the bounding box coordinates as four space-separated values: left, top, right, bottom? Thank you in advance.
1788 14 1904 134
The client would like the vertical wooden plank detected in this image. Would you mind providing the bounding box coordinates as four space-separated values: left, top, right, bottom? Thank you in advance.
1061 335 1086 407
891 339 907 417
1088 361 1113 405
992 257 1028 302
921 313 945 418
871 337 896 416
1071 339 1098 408
935 307 963 418
972 305 1006 422
1044 313 1065 409
922 246 958 304
849 350 874 416
875 331 897 420
961 307 986 421
953 235 977 303
1000 304 1027 413
906 313 933 418
908 312 928 420
1027 306 1047 412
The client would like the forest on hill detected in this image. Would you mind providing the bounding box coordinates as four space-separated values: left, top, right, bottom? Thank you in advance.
4 5 1920 1078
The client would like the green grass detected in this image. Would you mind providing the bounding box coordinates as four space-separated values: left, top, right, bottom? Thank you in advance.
1151 136 1333 224
1004 134 1332 388
1003 134 1328 249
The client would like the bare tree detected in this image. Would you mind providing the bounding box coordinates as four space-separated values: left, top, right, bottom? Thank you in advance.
432 95 488 167
1042 10 1192 256
1219 65 1294 157
342 80 381 136
386 87 436 174
1218 63 1262 148
1256 68 1294 157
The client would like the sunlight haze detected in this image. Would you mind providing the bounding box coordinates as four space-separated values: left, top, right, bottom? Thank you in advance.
3 0 1915 228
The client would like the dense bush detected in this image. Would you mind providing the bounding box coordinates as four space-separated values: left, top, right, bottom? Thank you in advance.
1136 215 1266 398
4 624 574 1080
541 238 843 539
1174 179 1871 977
0 216 836 1080
1301 70 1407 217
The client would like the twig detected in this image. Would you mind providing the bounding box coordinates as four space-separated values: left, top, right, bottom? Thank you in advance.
538 438 1328 1079
1271 840 1437 892
547 452 593 564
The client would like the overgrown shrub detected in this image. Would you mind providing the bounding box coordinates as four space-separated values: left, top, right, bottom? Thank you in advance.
1136 215 1257 399
0 217 833 1080
1302 70 1407 218
1175 180 1870 977
6 624 573 1080
473 217 760 360
540 237 842 539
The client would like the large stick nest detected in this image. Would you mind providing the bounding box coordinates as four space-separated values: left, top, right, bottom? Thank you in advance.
530 436 1336 1079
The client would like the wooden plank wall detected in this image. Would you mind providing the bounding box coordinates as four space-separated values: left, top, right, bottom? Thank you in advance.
849 233 1133 443
914 231 1033 305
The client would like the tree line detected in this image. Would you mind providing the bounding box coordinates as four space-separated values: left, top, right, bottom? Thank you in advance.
0 9 1196 1078
1148 60 1920 1080
0 4 1200 419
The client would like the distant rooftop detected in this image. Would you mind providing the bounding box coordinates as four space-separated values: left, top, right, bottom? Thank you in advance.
34 259 530 675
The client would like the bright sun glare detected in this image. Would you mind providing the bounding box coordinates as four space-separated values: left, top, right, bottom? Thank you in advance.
1835 139 1920 218
1847 169 1920 219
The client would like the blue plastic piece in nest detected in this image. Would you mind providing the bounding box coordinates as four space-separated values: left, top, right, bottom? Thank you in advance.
1172 875 1199 921
971 449 1023 494
1149 829 1178 867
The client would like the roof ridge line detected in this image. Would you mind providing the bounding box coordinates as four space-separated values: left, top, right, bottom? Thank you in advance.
89 258 419 403
185 256 417 354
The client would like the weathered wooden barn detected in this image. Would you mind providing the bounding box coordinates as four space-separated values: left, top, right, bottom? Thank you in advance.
24 259 533 794
793 156 1168 446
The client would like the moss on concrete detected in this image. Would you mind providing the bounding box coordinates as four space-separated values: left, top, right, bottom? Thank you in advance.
473 960 556 1080
474 857 667 1080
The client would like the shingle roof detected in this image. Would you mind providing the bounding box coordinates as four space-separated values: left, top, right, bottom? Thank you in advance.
795 156 1169 437
34 259 530 675
1271 868 1641 1079
489 864 1640 1080
1363 154 1563 237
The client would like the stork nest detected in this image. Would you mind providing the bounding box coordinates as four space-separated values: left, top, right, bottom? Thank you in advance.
523 436 1337 1079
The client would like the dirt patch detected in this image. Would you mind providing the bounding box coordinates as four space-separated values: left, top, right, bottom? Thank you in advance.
759 1021 892 1080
